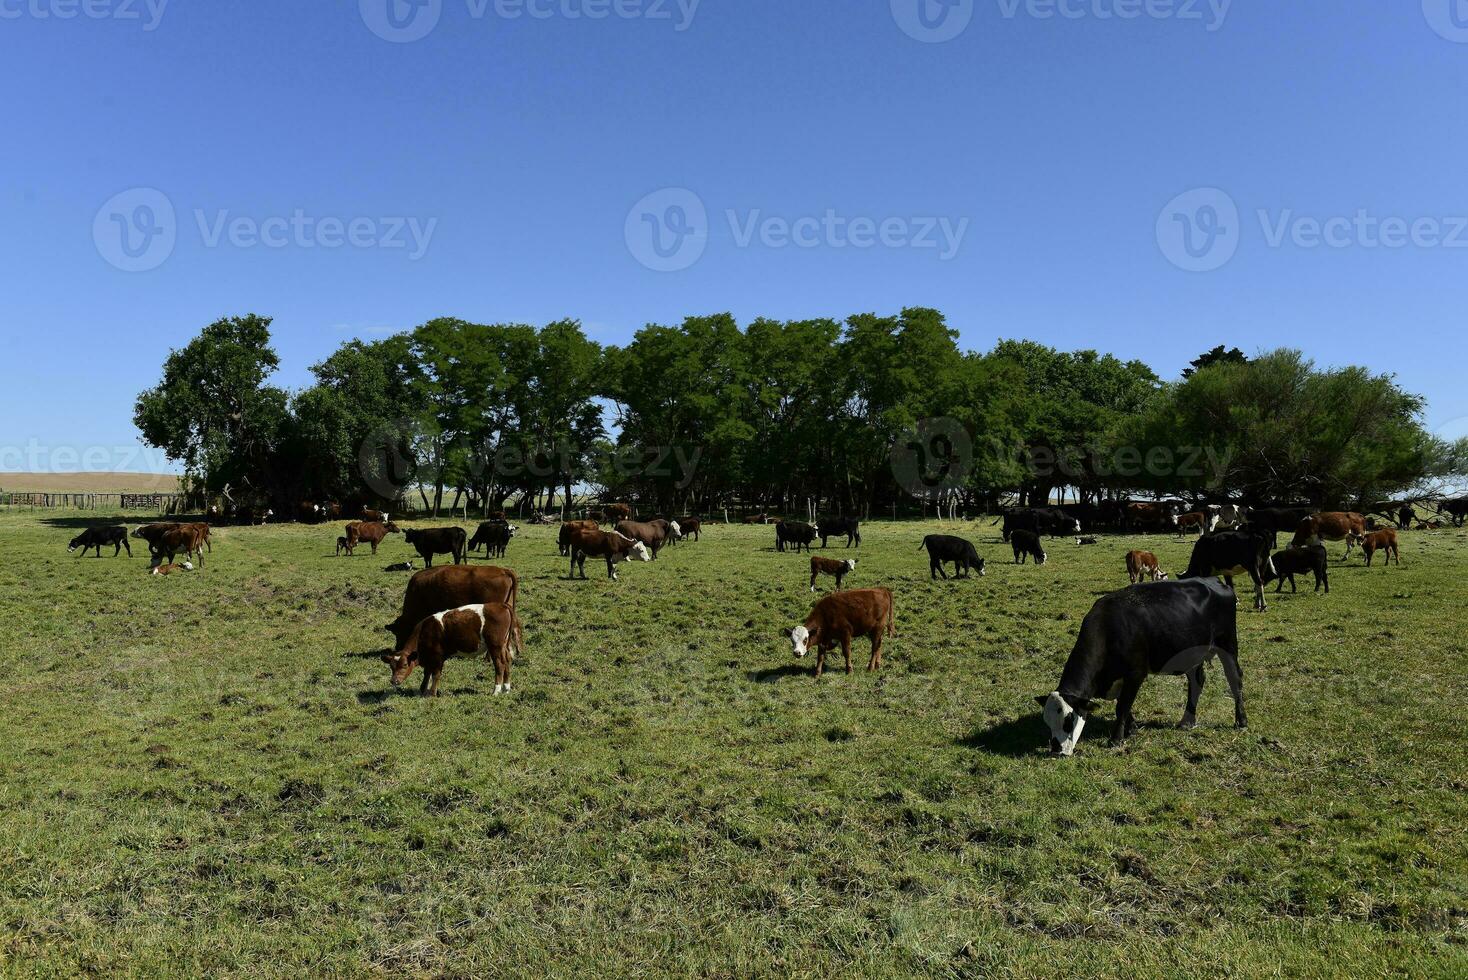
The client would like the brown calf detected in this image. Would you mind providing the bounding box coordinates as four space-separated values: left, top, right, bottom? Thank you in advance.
382 602 522 697
1175 512 1209 536
564 526 651 580
149 561 193 576
1126 550 1167 584
786 587 895 678
1361 529 1401 567
342 520 401 556
809 556 857 593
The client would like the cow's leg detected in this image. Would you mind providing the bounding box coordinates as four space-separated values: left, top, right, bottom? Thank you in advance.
123 539 131 557
429 667 442 697
841 635 852 674
931 560 944 580
809 571 817 593
814 643 826 679
419 671 430 695
1179 665 1205 729
1252 571 1266 612
867 631 883 671
1217 648 1247 728
1111 674 1144 744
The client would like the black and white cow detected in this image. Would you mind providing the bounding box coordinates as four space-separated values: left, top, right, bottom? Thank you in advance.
468 520 517 558
919 535 986 579
1181 527 1276 612
776 521 820 553
1036 577 1246 755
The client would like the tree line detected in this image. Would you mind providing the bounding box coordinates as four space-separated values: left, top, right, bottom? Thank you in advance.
133 312 1467 517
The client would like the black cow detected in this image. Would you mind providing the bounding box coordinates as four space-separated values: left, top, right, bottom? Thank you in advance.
1000 508 1080 542
468 521 517 558
1036 577 1245 755
1442 497 1468 527
1246 506 1316 549
919 535 986 580
403 527 467 568
817 516 861 549
1181 527 1275 612
1010 529 1047 565
68 525 131 557
776 521 820 554
1263 544 1329 594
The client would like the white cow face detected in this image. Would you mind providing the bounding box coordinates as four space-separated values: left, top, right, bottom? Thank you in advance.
669 520 682 539
1036 691 1092 756
843 559 857 572
810 523 820 535
1036 549 1048 566
1071 519 1082 534
630 541 652 562
788 625 810 657
507 524 520 537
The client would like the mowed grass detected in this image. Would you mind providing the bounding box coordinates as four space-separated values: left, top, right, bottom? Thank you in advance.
0 512 1465 978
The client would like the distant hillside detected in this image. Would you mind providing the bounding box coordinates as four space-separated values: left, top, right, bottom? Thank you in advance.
0 472 181 493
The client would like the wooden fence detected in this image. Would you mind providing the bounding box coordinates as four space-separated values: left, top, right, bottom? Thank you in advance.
0 492 191 513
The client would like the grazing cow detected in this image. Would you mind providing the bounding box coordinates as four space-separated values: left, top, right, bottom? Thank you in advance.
150 525 208 568
1440 497 1468 527
1247 506 1316 549
1125 550 1167 584
362 508 391 523
1124 502 1179 534
404 527 468 567
1263 544 1329 593
68 525 131 558
676 517 702 541
786 587 896 678
602 503 633 524
616 519 681 559
382 602 522 697
559 519 600 557
1010 529 1047 565
1397 504 1416 529
132 522 213 554
1175 512 1211 536
1181 528 1275 612
342 520 401 556
817 516 861 549
1291 512 1367 557
564 526 652 580
1036 577 1245 755
919 535 986 580
468 521 517 559
1361 529 1401 567
775 521 819 554
386 564 520 647
809 556 857 592
149 561 193 576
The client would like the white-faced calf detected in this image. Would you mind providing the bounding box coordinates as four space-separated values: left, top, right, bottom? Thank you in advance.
809 556 857 592
382 602 522 697
786 587 895 678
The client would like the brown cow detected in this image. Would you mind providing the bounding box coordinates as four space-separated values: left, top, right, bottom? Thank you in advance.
1126 550 1168 584
744 513 777 525
385 564 520 648
150 525 208 567
559 519 600 556
564 526 651 580
615 519 681 559
132 521 213 554
601 503 633 525
1361 529 1401 567
1292 512 1367 556
148 561 193 576
786 587 896 678
382 602 521 697
809 556 857 593
341 520 401 556
1175 512 1210 536
676 517 702 541
1126 502 1179 533
362 508 392 523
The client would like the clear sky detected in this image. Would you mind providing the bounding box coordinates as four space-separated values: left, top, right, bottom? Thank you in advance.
3 0 1466 473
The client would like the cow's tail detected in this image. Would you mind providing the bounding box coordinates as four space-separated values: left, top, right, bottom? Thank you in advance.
916 537 929 550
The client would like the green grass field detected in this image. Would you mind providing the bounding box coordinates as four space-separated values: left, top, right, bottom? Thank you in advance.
1 511 1465 977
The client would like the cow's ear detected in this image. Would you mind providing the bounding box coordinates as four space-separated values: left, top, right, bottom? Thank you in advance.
1033 695 1049 708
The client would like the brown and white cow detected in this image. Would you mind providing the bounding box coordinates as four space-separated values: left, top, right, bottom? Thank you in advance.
1125 502 1179 534
559 519 600 556
676 517 702 541
786 587 896 678
1361 529 1401 567
1175 512 1210 536
362 508 392 523
1126 550 1167 584
564 525 651 580
616 519 681 559
385 564 520 648
149 525 208 568
149 561 193 576
382 602 522 697
809 556 857 592
1292 512 1367 557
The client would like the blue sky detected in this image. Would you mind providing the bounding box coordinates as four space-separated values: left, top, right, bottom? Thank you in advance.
3 0 1466 473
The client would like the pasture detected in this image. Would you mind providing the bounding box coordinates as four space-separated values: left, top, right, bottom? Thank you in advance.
1 511 1465 977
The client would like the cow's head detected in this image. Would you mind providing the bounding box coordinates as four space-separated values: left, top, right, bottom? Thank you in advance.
842 559 857 572
1207 514 1221 533
1071 519 1081 534
381 646 418 686
507 524 519 537
788 625 810 657
668 520 682 539
974 556 987 577
67 535 84 552
1156 570 1170 581
1167 513 1179 528
1035 691 1094 756
384 522 402 534
629 541 652 562
1036 548 1048 566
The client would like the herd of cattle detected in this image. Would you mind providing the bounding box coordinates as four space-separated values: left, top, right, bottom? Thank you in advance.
61 494 1462 755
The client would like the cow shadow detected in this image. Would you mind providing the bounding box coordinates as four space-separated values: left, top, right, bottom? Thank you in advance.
960 711 1119 758
747 663 809 683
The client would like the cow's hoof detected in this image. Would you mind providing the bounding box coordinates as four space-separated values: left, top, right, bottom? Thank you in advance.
1177 718 1198 730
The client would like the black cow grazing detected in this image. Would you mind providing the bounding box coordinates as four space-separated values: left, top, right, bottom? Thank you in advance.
1264 544 1329 594
468 521 517 558
1010 529 1047 565
1246 506 1316 549
817 517 861 549
1036 577 1245 755
919 535 986 580
403 527 467 568
775 521 820 554
1181 527 1275 612
68 525 132 558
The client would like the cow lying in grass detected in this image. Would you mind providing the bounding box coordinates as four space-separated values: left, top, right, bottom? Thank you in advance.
382 602 522 697
809 556 856 592
786 587 895 678
149 561 193 575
